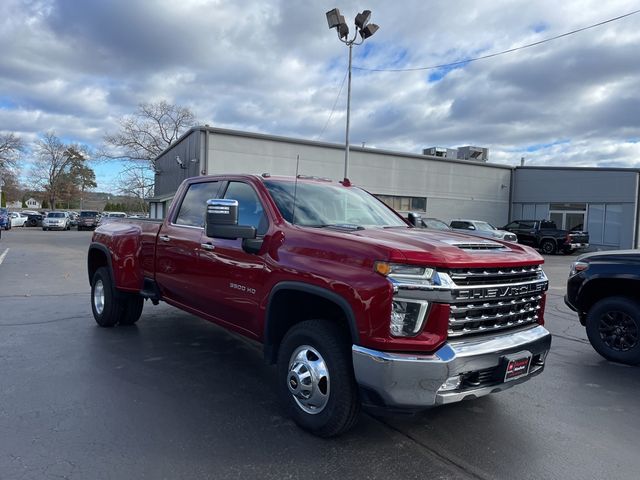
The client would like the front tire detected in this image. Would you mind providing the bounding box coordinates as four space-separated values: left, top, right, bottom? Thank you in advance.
586 296 640 365
277 319 360 437
540 239 557 255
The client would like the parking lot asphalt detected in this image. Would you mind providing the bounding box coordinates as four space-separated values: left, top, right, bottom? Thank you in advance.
1 229 638 480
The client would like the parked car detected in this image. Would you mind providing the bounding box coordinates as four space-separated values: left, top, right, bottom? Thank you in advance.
0 207 10 230
565 250 640 365
503 219 589 254
104 212 127 218
406 213 450 231
422 217 452 230
9 212 28 227
25 213 44 227
97 211 127 227
77 211 100 231
68 212 79 227
43 211 71 231
88 174 551 437
450 219 518 242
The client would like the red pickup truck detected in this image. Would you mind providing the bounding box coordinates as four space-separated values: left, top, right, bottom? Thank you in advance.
88 174 552 437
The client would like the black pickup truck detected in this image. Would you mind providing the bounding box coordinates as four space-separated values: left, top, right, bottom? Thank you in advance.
565 250 640 365
503 220 589 255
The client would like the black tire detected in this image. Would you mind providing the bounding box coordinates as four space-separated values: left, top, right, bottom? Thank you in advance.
42 227 47 231
277 319 360 437
27 218 37 227
585 296 640 365
540 239 557 255
118 296 144 326
91 267 143 327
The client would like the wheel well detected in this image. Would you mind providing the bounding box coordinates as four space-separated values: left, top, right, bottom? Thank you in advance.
87 248 109 285
578 278 640 312
264 289 354 364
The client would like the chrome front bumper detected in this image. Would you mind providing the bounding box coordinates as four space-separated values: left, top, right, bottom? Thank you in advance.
352 325 551 408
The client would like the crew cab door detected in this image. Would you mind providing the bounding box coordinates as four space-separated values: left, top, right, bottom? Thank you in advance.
155 180 222 307
199 180 270 337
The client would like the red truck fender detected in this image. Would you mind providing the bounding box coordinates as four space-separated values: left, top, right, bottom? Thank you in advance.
263 281 361 364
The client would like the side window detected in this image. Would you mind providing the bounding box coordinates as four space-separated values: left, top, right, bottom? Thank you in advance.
505 222 519 229
175 181 220 227
223 182 268 235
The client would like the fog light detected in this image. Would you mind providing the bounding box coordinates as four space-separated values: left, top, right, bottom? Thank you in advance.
439 375 462 391
390 299 428 337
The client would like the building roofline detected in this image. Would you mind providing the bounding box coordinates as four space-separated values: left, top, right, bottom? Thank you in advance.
516 165 640 173
155 125 515 171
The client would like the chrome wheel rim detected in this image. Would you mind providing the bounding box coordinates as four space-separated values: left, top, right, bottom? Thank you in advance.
93 279 105 315
287 345 330 415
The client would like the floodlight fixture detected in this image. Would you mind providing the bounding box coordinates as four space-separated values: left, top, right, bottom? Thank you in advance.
338 21 349 39
359 23 379 39
325 7 379 181
355 10 371 29
326 8 342 29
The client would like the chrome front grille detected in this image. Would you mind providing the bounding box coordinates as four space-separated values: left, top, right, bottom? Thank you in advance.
449 294 543 338
447 264 542 286
445 265 547 338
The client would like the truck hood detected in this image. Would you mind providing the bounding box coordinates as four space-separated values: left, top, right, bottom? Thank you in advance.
326 226 543 267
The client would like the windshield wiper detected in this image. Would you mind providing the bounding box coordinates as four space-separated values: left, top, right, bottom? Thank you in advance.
308 223 365 231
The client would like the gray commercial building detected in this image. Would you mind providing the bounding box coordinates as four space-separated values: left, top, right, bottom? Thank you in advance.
150 126 640 251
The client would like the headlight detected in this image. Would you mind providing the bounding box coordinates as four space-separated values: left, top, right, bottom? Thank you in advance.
390 299 429 337
374 262 439 286
569 261 588 277
375 262 437 337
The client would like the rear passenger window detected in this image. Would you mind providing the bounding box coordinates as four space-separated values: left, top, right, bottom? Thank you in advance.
223 182 268 235
175 181 220 227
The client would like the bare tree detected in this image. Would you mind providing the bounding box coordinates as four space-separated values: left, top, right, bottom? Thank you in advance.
115 163 155 213
0 132 24 172
31 132 89 210
104 100 196 169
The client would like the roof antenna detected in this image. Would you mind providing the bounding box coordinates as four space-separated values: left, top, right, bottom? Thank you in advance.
291 154 300 225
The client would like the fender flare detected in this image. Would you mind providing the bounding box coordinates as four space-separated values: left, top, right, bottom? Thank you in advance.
87 242 114 284
263 281 361 363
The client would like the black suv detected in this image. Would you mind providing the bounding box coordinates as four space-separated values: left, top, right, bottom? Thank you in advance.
565 250 640 365
77 211 100 231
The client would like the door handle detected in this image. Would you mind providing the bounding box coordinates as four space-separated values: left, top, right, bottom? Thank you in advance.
159 235 171 242
200 243 215 251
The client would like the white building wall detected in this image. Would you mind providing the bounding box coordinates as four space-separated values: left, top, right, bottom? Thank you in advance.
206 132 512 226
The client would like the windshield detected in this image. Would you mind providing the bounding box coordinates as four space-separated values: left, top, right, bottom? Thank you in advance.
48 212 65 218
474 221 496 231
264 180 407 228
80 211 98 217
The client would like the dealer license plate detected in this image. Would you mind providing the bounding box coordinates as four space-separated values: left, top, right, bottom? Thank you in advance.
503 352 532 382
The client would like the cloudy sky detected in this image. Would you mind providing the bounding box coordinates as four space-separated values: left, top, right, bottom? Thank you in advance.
1 0 639 189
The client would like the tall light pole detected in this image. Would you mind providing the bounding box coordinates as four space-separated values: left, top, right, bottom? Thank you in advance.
326 8 379 181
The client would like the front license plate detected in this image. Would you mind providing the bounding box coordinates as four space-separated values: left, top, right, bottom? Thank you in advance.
503 352 532 382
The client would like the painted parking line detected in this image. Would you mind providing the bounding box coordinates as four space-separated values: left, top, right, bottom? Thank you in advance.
0 248 9 266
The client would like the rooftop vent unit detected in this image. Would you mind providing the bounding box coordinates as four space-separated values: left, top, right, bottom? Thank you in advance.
457 146 489 162
422 147 458 158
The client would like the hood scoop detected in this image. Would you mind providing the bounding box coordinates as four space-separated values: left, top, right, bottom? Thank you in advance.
441 238 507 251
